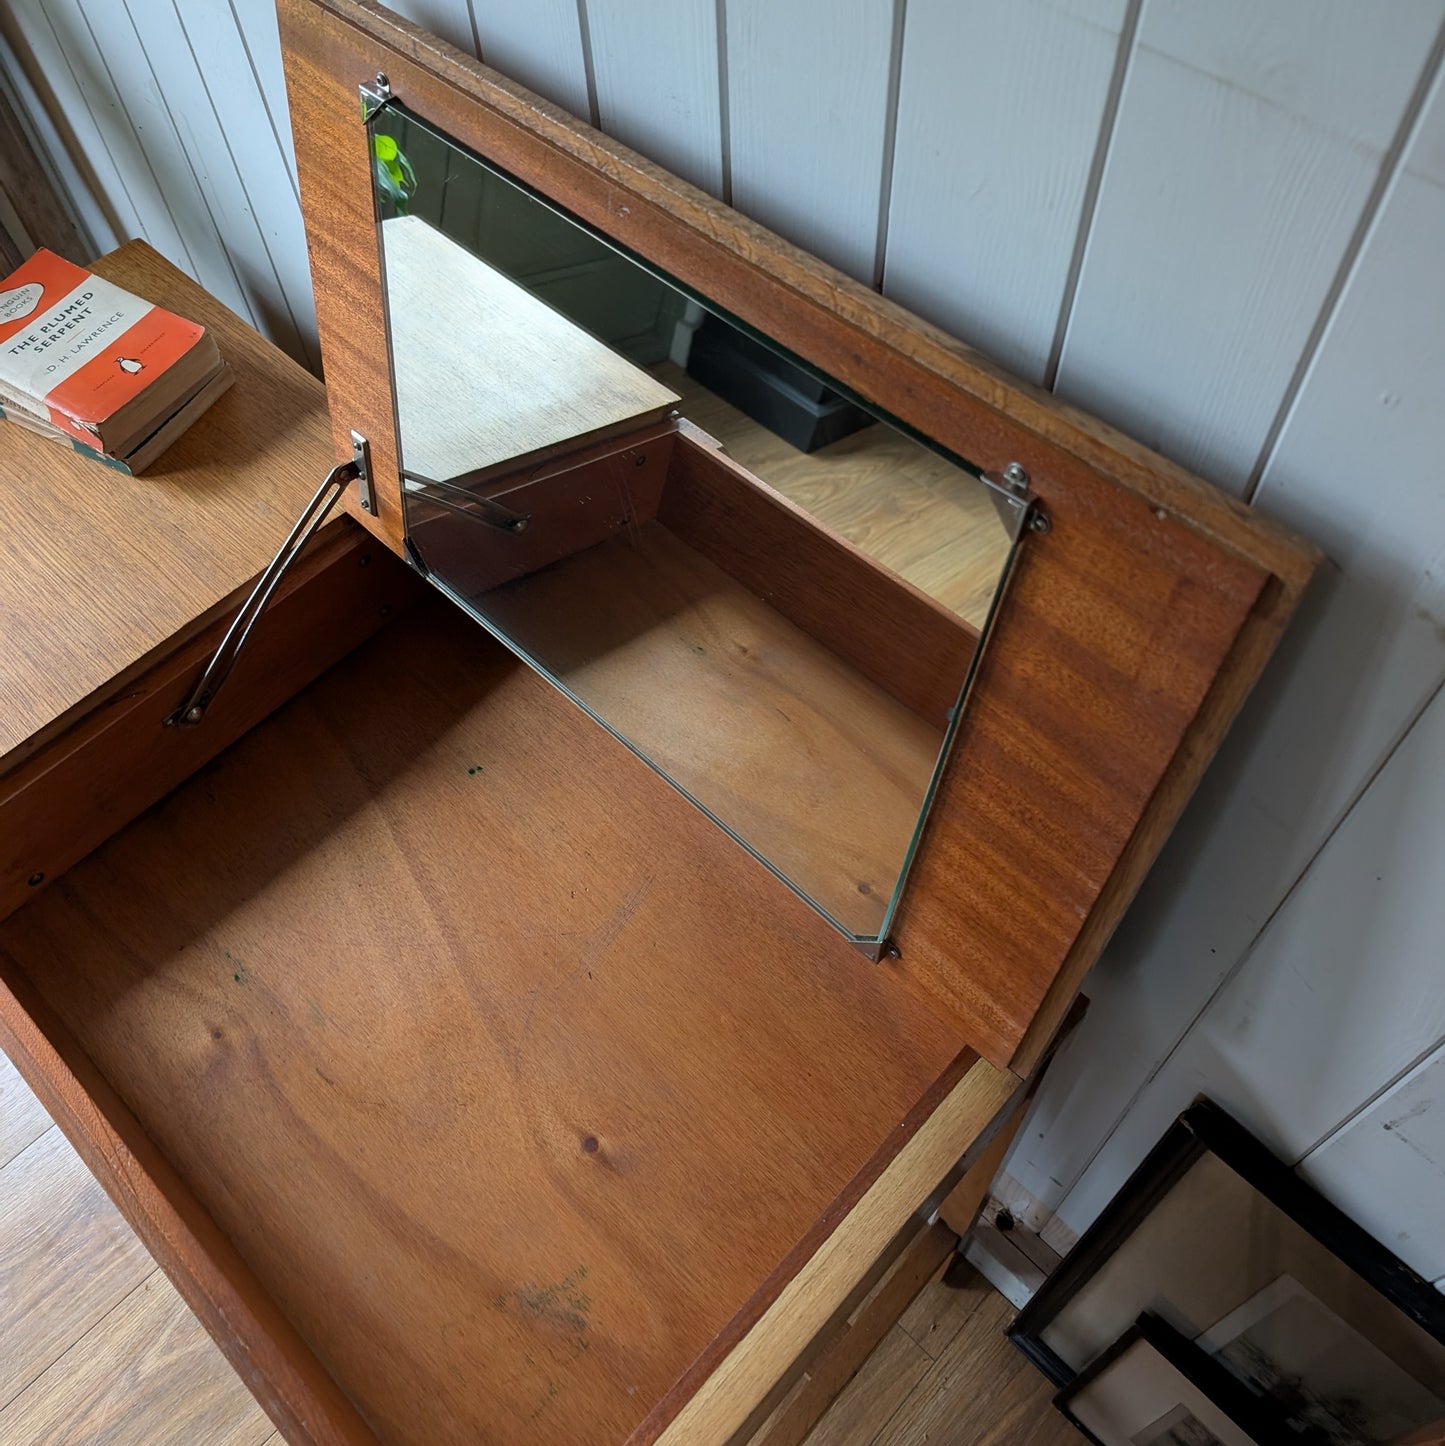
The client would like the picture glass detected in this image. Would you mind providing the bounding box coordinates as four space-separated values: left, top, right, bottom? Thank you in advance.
1063 1333 1260 1446
366 98 1027 950
1039 1152 1445 1444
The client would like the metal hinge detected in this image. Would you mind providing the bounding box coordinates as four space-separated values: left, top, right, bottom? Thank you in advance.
167 432 373 729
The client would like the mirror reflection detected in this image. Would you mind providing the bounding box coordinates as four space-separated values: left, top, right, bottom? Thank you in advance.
369 101 1023 948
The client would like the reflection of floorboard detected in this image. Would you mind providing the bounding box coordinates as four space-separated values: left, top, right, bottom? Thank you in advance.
654 363 1012 632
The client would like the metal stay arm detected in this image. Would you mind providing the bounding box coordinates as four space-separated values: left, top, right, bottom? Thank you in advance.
167 452 363 729
401 469 531 534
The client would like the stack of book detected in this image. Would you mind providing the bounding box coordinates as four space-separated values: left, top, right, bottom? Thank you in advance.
0 248 232 474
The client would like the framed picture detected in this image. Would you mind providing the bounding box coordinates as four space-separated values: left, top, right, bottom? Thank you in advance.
1011 1100 1445 1445
1057 1314 1281 1446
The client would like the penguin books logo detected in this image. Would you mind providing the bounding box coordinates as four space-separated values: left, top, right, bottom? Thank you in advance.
0 282 43 327
117 357 144 374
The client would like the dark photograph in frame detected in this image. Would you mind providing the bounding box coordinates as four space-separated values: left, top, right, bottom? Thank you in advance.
1056 1313 1283 1446
1011 1100 1445 1445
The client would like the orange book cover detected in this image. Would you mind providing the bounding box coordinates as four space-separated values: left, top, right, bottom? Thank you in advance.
0 248 205 449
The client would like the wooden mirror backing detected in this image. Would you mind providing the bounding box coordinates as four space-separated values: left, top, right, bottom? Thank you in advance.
281 0 1317 1077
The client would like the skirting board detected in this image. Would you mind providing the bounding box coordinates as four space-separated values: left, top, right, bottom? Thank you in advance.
961 1183 1071 1309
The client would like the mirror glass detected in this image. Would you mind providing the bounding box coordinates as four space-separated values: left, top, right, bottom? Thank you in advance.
367 99 1027 952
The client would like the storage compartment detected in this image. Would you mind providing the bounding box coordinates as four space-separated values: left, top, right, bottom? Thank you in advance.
0 569 981 1446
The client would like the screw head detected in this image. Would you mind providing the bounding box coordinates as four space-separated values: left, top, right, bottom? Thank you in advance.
1002 461 1029 489
1028 508 1051 534
27 871 44 887
185 705 204 724
376 71 389 90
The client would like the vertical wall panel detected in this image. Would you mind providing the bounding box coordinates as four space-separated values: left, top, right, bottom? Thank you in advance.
135 3 318 367
1051 673 1445 1234
469 0 590 120
1008 58 1445 1224
380 0 478 56
587 0 722 195
58 1 255 321
229 0 301 187
1300 1045 1445 1281
725 0 896 281
2 3 164 261
1054 0 1444 492
883 0 1129 383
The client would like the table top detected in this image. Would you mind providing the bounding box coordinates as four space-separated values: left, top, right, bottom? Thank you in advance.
0 242 334 769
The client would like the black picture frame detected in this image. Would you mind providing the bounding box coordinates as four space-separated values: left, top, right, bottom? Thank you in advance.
1056 1313 1288 1446
1009 1098 1445 1396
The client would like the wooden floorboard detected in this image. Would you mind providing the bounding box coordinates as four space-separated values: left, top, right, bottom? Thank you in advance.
0 1060 268 1442
896 1257 992 1362
0 1051 49 1170
0 1269 273 1445
802 1325 933 1446
0 1126 153 1410
861 1272 1082 1446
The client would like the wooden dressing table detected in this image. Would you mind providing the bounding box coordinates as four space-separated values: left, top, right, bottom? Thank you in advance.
0 5 1319 1443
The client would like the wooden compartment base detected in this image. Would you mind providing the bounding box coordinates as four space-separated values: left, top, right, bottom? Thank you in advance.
0 591 1001 1446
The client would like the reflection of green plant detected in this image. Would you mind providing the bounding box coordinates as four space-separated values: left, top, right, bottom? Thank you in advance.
371 133 416 215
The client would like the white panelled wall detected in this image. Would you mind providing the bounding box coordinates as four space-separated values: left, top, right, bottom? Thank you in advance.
2 0 1443 1286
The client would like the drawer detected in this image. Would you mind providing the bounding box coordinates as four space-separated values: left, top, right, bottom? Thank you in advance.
0 541 1018 1446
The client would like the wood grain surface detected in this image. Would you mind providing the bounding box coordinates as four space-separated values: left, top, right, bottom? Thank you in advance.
0 1050 48 1171
652 1059 1018 1445
280 0 1318 1070
0 596 983 1446
409 422 675 592
0 1129 152 1408
892 466 1271 1067
0 241 337 769
873 1269 1079 1446
660 431 980 730
384 212 678 480
0 526 420 923
0 1272 275 1445
477 520 941 938
0 955 379 1446
746 1222 955 1446
655 366 1012 633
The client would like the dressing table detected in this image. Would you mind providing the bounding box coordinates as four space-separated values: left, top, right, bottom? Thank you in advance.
0 4 1318 1442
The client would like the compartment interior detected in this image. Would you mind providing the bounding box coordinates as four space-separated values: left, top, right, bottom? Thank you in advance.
0 578 974 1446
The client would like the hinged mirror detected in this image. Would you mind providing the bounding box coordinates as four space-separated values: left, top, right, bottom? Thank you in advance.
363 91 1040 953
